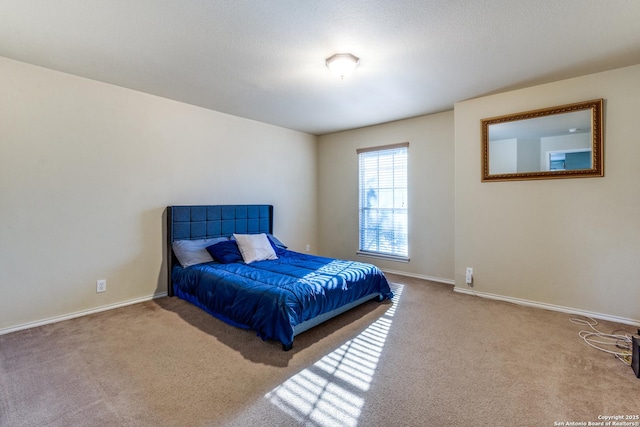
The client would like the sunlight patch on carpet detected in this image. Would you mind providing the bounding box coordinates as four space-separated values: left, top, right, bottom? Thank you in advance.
265 284 403 426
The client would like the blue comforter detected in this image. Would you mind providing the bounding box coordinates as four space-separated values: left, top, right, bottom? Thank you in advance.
172 250 393 347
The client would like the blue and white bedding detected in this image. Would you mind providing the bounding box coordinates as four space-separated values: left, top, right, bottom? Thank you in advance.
172 249 393 348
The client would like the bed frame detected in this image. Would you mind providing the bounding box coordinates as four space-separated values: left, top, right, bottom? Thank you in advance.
167 204 382 350
166 205 273 297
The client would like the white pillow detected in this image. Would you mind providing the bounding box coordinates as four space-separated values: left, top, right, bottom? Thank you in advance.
233 233 278 264
172 237 228 267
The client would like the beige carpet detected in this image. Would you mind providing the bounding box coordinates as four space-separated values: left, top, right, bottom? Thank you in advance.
1 274 638 426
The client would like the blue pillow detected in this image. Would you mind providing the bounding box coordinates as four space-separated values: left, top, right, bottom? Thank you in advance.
266 234 287 249
266 234 287 255
206 240 244 264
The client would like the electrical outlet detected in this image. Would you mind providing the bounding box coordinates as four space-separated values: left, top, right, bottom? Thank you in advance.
465 268 473 286
305 244 311 252
96 279 107 293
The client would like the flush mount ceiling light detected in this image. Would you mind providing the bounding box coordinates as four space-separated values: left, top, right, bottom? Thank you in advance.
326 53 359 79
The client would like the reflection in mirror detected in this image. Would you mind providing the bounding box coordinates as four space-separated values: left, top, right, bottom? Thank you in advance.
482 99 603 181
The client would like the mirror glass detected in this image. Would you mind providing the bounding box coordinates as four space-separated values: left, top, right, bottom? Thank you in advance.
482 99 603 181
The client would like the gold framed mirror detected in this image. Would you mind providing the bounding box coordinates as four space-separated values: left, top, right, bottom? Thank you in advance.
481 99 603 182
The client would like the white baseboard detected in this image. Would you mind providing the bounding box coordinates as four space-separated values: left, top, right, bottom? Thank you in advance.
381 269 455 285
453 286 640 328
0 291 168 336
6 280 636 336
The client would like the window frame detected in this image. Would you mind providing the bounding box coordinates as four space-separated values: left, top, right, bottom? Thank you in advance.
356 142 410 262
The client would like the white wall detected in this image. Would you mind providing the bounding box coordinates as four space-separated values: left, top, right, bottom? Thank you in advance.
454 64 640 324
489 138 517 174
317 112 455 283
0 57 317 331
516 138 540 172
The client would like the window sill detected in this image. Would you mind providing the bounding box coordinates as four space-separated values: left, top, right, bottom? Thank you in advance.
356 251 410 263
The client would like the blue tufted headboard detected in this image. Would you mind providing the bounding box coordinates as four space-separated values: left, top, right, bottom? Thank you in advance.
166 204 273 296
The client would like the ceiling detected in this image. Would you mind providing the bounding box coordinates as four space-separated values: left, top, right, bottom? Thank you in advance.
1 1 640 136
488 109 592 141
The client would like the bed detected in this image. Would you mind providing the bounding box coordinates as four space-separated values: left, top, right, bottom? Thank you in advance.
166 204 393 350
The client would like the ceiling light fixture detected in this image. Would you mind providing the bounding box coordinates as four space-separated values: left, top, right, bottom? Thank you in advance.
326 53 359 79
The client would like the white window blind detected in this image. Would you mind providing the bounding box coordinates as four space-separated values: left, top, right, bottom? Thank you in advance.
357 143 408 259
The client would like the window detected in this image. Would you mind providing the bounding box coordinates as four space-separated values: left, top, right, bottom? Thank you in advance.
357 143 408 260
